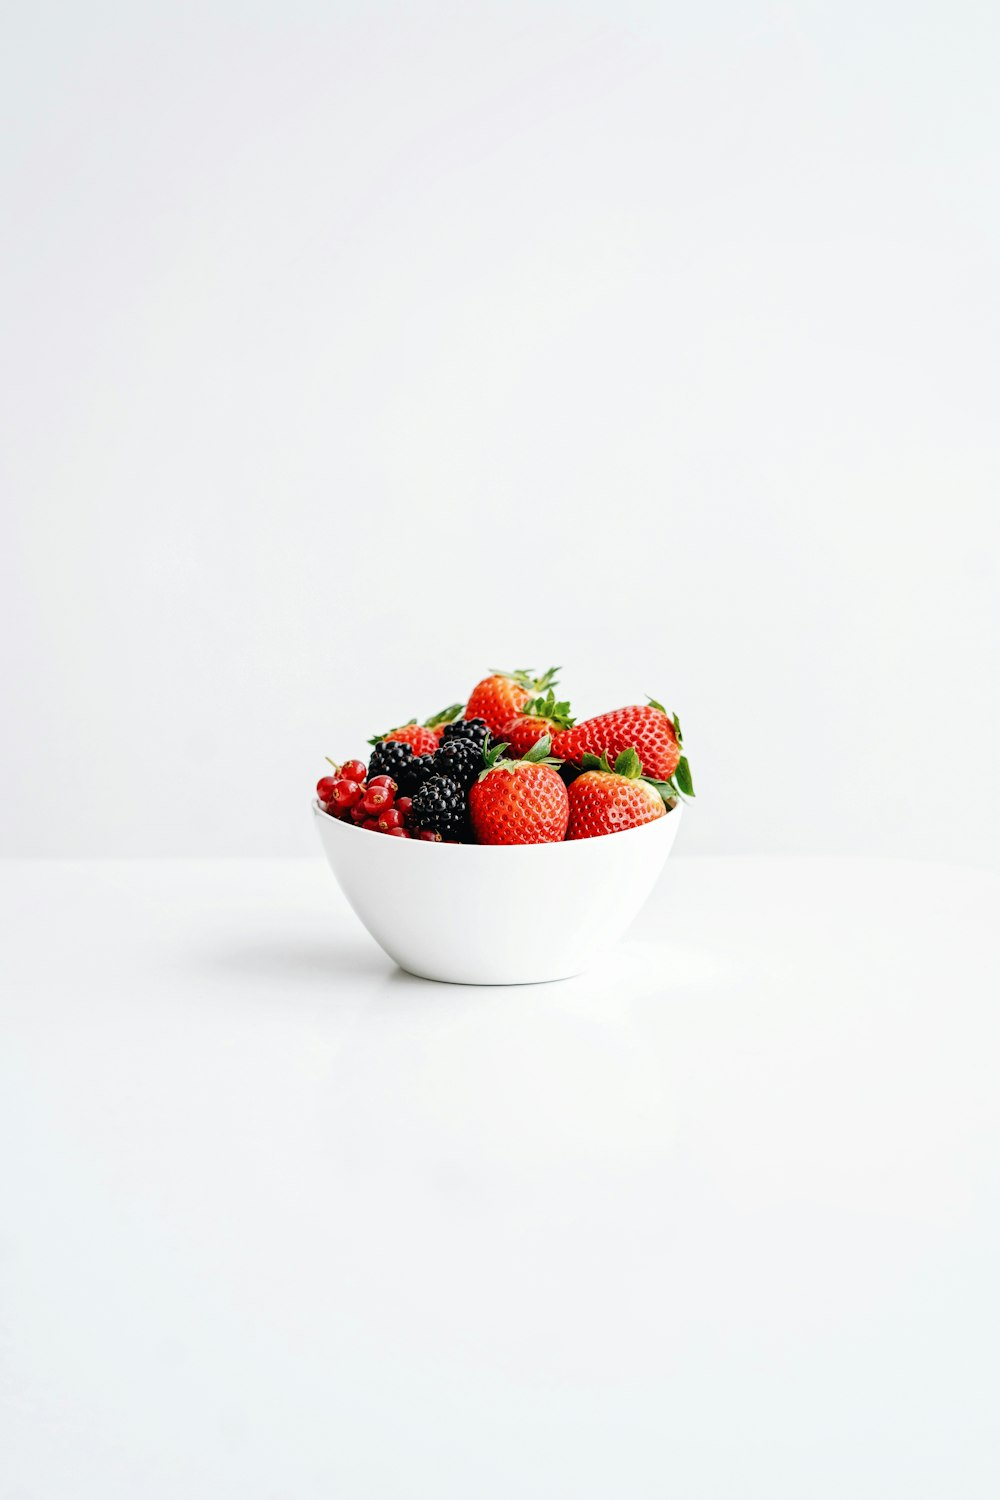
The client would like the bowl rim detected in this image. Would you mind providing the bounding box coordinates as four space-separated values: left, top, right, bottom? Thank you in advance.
312 798 680 851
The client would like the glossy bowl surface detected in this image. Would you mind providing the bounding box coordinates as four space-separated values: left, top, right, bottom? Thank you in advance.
313 802 682 984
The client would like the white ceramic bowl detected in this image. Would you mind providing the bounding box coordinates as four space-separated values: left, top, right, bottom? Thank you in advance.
313 802 682 985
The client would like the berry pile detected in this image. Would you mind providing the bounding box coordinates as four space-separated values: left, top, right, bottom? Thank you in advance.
315 670 695 844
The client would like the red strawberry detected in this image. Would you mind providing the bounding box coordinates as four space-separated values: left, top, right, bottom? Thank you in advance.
553 698 694 795
373 703 470 752
500 689 576 758
465 667 559 736
369 721 439 756
468 735 569 845
566 749 671 839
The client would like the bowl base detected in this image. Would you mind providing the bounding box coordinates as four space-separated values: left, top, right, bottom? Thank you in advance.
397 962 586 988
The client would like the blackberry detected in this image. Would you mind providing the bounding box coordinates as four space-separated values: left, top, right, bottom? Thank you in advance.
440 716 490 751
405 751 439 792
432 736 482 792
410 774 468 841
367 739 435 797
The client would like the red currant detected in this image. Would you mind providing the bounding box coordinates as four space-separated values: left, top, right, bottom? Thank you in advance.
362 784 393 814
417 829 442 842
330 778 362 808
316 776 338 802
377 807 403 831
350 802 369 823
367 775 397 791
340 759 367 784
362 817 381 831
395 796 413 819
387 827 410 837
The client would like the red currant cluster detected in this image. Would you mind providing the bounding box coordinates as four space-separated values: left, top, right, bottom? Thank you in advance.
316 760 442 840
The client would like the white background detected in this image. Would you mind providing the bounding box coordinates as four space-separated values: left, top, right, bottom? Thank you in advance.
2 0 998 862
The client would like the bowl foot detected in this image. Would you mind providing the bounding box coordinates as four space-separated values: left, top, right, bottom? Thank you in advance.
395 962 587 988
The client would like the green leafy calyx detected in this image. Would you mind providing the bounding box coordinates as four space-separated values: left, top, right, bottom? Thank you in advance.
523 734 558 764
478 732 562 781
480 738 511 773
613 747 643 779
518 689 575 729
367 718 416 746
488 666 560 692
665 755 695 799
581 747 644 779
424 702 464 728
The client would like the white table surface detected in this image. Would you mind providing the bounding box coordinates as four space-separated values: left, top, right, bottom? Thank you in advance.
2 855 997 1499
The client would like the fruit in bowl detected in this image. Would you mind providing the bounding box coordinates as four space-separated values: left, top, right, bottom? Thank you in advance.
312 668 693 984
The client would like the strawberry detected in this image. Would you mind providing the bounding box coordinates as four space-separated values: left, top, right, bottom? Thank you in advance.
369 721 439 756
465 667 559 736
468 735 569 845
553 698 694 796
501 690 575 759
369 703 465 757
566 749 672 839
